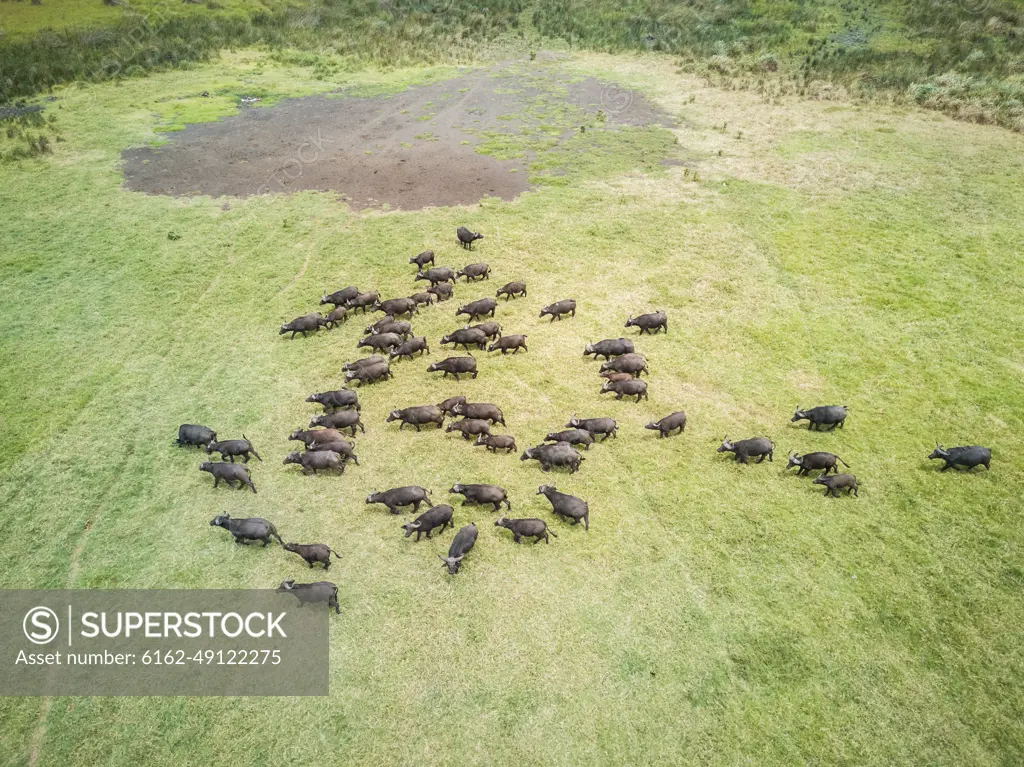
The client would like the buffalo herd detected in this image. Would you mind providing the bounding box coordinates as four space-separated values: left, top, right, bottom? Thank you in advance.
175 226 994 610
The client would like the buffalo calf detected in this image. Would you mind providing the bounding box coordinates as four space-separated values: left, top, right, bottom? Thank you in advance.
283 542 341 570
813 473 860 497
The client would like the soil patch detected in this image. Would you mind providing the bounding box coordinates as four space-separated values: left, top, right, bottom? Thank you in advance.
121 63 673 210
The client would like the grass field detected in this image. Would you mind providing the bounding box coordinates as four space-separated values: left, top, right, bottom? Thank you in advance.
1 47 1023 766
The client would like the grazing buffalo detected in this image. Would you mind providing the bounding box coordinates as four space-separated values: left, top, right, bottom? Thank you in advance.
544 429 595 450
489 335 527 354
566 414 617 440
441 327 488 351
451 402 505 425
537 485 589 530
387 405 445 431
402 505 455 541
539 299 576 322
366 486 433 514
645 411 686 437
625 311 667 334
521 443 583 473
427 357 478 380
718 436 774 464
283 450 346 475
376 297 418 318
456 298 497 321
785 451 848 476
307 389 360 412
474 434 517 453
345 291 380 314
584 338 634 360
457 227 484 250
599 353 648 378
209 514 280 544
439 523 478 574
792 405 848 431
176 424 216 448
309 410 364 435
928 444 992 472
206 436 261 463
428 283 455 302
446 419 491 440
416 266 456 286
321 286 359 307
600 379 648 402
283 543 342 570
280 313 327 339
495 517 555 544
277 580 340 614
813 473 860 497
496 281 526 300
410 250 435 269
450 482 510 512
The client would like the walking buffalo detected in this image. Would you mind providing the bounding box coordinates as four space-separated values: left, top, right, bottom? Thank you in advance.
539 299 576 322
283 542 342 570
625 311 667 334
813 473 860 497
718 436 775 464
584 338 634 360
521 443 583 473
439 523 478 574
427 357 478 380
474 434 517 453
402 505 455 541
366 486 433 514
785 451 848 476
496 281 526 300
495 517 556 544
210 514 280 544
205 436 261 463
537 485 589 530
387 405 445 431
928 444 992 472
645 411 686 437
280 313 327 339
277 580 340 614
176 424 216 448
488 335 528 354
456 298 497 321
791 405 848 431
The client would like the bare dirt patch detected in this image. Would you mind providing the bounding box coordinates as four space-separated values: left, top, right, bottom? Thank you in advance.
121 62 672 210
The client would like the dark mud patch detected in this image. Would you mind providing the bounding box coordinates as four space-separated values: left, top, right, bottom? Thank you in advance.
121 62 674 211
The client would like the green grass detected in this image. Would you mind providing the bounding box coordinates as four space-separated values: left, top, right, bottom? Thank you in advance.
1 50 1023 766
